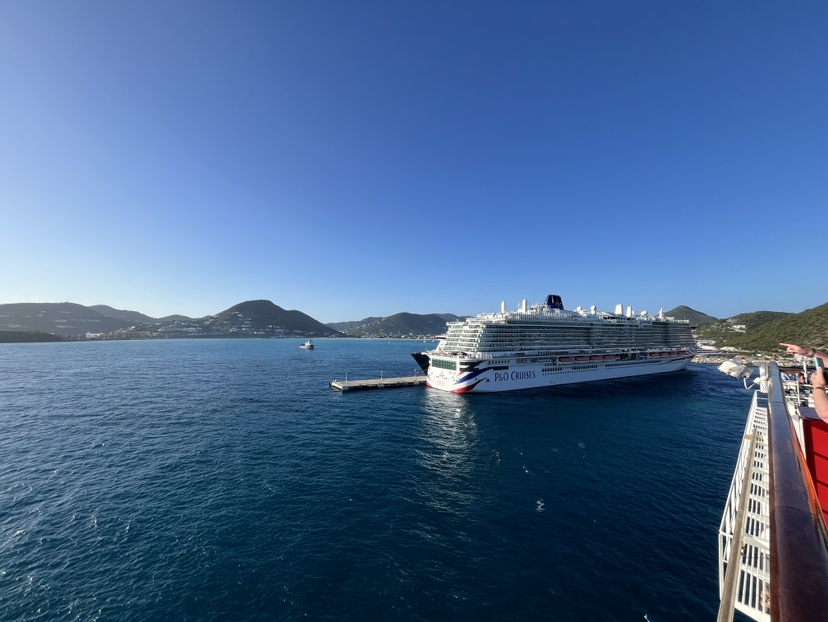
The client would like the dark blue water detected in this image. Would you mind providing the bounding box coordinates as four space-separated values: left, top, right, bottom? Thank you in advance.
0 339 748 621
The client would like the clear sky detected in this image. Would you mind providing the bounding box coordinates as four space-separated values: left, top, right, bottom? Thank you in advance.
2 2 826 323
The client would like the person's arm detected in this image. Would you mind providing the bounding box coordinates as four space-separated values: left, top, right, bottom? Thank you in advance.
810 367 828 424
780 343 828 365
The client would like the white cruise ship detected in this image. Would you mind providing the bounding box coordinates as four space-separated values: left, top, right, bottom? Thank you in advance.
412 294 696 393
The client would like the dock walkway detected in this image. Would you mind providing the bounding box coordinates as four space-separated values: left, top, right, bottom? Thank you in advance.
329 375 427 392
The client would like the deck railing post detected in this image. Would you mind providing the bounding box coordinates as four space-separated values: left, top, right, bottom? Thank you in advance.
717 427 759 622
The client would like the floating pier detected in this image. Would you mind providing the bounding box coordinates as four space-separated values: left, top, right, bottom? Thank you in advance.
329 375 427 392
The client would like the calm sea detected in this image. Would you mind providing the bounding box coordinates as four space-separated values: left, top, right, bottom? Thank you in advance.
0 338 748 621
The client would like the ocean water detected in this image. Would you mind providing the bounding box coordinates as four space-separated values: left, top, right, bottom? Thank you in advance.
0 338 749 621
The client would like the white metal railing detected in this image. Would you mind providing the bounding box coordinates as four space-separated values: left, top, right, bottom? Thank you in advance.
718 389 771 622
718 362 828 621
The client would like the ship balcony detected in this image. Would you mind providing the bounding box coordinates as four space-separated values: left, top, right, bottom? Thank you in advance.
718 363 828 622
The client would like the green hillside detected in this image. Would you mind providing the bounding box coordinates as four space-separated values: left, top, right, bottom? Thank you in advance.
0 302 131 336
344 312 452 337
726 311 792 331
89 305 161 324
665 306 718 327
693 304 828 353
211 300 341 337
327 317 384 332
721 303 828 352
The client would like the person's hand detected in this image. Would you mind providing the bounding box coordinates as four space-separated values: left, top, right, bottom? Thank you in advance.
780 343 808 356
812 367 827 389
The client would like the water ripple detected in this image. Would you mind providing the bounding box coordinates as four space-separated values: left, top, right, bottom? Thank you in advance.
0 341 746 621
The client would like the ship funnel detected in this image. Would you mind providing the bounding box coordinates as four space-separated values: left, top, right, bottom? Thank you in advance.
544 294 564 310
501 301 506 314
520 299 527 313
626 306 633 317
614 304 623 315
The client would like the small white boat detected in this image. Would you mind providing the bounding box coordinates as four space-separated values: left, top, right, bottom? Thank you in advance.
300 340 314 350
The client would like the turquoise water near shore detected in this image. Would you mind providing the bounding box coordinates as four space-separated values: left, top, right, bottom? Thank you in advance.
0 338 748 621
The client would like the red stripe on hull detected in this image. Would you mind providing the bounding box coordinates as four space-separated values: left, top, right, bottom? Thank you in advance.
451 379 484 393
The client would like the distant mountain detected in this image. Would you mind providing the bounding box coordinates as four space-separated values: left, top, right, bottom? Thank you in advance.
0 300 340 339
326 317 384 332
343 312 459 338
8 298 821 349
89 305 161 325
208 300 341 337
158 314 196 322
436 314 464 322
665 306 718 328
0 303 132 336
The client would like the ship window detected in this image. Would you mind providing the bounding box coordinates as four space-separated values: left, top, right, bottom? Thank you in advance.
432 358 457 371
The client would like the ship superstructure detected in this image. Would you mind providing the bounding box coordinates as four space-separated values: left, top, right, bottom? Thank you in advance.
412 294 695 393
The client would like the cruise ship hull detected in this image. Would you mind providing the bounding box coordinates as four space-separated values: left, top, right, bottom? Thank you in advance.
416 293 696 394
421 353 693 393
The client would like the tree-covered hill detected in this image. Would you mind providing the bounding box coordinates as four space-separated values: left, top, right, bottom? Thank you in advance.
713 303 828 353
89 305 162 325
210 300 341 337
665 306 718 327
0 303 131 336
326 317 384 332
4 298 824 349
0 300 340 339
343 312 457 337
691 304 827 353
725 311 792 331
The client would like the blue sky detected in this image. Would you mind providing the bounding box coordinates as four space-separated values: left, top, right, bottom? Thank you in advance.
2 2 826 323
